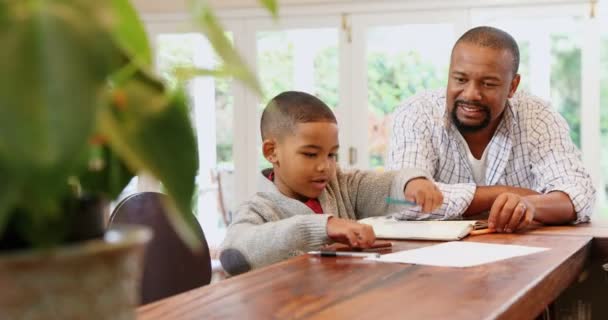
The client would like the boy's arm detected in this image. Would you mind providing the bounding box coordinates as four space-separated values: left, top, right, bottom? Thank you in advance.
219 199 331 276
336 168 431 218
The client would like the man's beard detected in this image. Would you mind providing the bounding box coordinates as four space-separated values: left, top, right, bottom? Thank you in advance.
450 100 491 133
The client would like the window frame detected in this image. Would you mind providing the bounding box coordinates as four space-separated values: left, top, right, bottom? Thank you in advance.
141 0 603 213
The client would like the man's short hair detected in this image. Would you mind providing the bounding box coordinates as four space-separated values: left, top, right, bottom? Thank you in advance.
261 91 337 140
454 26 520 75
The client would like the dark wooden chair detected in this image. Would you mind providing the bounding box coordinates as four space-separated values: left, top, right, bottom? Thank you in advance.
109 192 211 305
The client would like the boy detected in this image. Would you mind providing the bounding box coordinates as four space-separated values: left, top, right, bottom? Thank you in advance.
220 91 443 275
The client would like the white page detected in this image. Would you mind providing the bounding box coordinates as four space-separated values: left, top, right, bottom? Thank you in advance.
367 241 548 267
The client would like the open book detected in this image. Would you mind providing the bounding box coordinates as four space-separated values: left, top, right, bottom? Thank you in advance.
359 216 488 241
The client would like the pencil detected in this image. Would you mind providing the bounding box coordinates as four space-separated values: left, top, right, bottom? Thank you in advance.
385 197 416 206
308 251 381 258
469 228 496 236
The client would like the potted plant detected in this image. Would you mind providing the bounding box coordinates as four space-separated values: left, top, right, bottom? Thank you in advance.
0 0 275 318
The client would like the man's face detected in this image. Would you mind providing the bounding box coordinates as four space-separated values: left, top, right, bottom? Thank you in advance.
265 121 338 201
446 42 520 133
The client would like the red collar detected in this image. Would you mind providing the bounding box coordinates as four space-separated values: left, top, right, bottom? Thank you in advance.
265 170 323 214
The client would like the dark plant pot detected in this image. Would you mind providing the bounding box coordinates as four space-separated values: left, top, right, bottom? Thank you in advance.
0 226 152 320
66 193 108 243
0 194 108 251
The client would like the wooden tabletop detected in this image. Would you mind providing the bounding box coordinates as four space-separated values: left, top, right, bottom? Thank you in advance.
526 220 608 257
526 219 608 237
137 233 591 320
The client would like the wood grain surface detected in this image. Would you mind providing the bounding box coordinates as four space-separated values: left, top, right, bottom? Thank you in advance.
137 233 591 320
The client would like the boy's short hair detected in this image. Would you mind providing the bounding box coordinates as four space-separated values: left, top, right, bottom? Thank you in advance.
260 91 337 140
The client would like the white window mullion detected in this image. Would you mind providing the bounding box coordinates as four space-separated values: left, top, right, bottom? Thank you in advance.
230 20 260 205
337 14 354 168
348 14 370 169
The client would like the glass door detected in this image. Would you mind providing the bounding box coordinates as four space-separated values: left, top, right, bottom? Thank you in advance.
251 17 342 169
348 10 467 169
472 3 603 216
146 21 236 248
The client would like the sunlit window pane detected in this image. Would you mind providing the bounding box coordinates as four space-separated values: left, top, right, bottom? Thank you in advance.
600 27 608 217
155 33 235 248
480 18 583 147
257 28 339 169
366 24 452 169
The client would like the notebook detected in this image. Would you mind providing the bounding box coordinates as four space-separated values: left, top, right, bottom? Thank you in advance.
358 216 488 241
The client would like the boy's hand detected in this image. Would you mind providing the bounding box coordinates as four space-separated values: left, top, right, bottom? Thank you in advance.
404 178 444 213
326 217 376 248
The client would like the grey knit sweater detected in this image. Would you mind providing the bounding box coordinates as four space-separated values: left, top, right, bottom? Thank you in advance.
219 167 429 275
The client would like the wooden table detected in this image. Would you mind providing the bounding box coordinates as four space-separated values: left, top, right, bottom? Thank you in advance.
527 220 608 257
137 233 591 320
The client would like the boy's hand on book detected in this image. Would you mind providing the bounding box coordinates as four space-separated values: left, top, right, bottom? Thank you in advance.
326 217 376 248
404 178 444 213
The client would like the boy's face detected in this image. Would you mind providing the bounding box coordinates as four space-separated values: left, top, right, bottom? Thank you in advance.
264 121 339 201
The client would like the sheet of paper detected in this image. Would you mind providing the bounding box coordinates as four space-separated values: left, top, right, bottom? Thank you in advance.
367 241 549 267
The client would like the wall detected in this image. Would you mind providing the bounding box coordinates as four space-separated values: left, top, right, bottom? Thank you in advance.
133 0 588 15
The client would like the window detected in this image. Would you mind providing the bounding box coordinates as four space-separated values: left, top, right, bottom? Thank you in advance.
155 32 234 247
365 24 452 169
256 27 340 169
473 4 603 217
473 16 584 147
144 1 605 228
600 14 608 218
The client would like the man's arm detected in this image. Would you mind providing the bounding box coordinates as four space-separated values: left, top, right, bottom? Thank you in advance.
388 98 478 219
463 185 539 217
488 104 595 232
488 191 576 232
524 191 576 224
528 106 596 223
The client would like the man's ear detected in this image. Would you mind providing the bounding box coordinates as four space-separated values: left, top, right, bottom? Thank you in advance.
262 138 278 164
508 73 521 98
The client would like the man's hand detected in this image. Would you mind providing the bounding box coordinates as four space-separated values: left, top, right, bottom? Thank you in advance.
464 185 540 217
326 217 376 248
488 193 535 232
404 178 444 213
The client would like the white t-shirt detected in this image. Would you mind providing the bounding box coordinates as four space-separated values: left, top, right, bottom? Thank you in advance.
457 133 488 186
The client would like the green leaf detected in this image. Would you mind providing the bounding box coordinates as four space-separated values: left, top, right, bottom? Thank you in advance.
0 2 111 173
0 2 120 242
108 0 152 67
99 71 201 249
0 171 21 237
192 4 262 95
258 0 279 19
77 143 135 200
173 66 232 83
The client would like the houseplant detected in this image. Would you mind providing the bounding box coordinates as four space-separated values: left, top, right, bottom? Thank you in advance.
0 0 275 318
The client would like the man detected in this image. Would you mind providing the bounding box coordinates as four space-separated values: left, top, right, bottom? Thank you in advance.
388 26 595 233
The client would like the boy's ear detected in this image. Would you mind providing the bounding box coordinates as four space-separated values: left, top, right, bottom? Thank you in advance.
262 138 278 164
